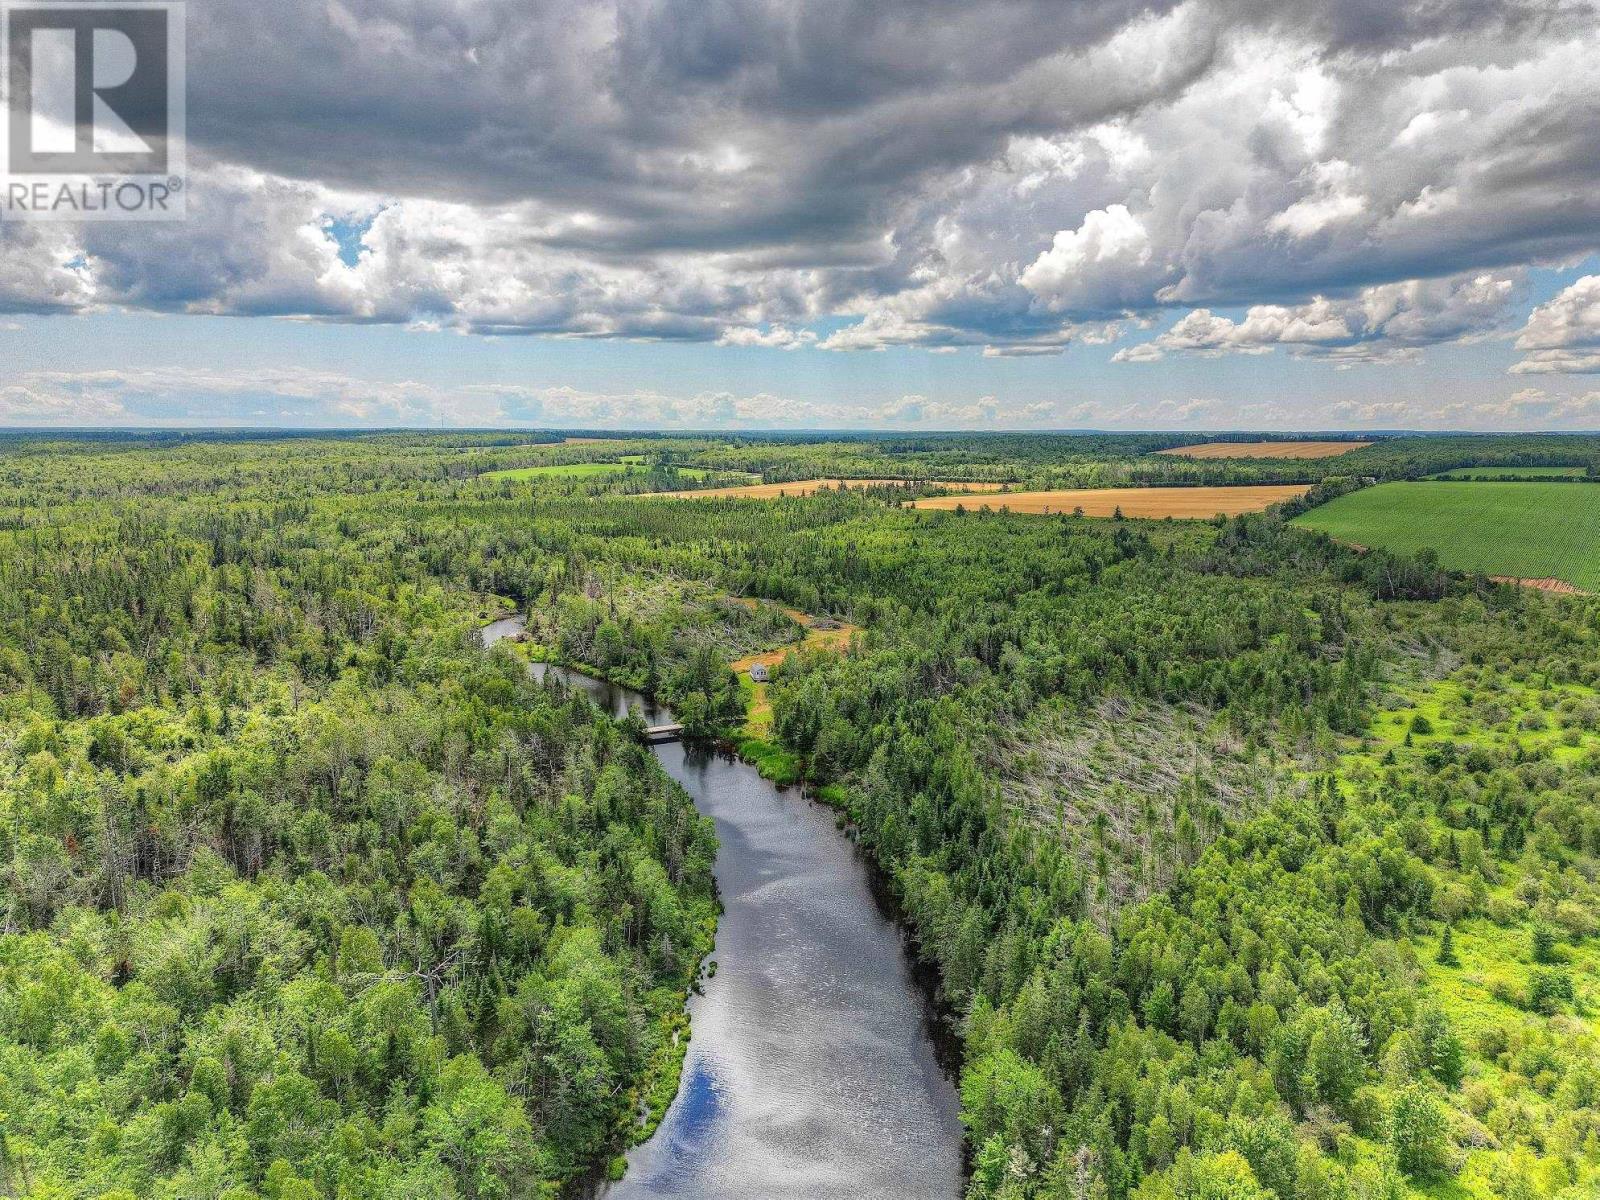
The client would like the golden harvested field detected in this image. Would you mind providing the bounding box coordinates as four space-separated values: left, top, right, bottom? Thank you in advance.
656 478 1007 500
1156 440 1370 459
907 485 1310 518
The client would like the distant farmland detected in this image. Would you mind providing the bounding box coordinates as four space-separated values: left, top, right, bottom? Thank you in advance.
483 463 718 482
1157 440 1370 459
656 478 1006 500
908 485 1309 518
1292 482 1600 590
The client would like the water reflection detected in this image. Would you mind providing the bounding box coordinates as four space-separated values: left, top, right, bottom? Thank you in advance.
631 1059 726 1193
481 619 962 1199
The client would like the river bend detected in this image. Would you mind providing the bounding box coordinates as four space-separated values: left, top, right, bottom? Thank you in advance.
480 618 962 1199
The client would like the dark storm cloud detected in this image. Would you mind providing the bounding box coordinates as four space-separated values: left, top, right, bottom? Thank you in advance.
182 0 1193 255
2 0 1598 357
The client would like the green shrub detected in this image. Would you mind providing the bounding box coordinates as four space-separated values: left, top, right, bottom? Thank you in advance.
1388 1083 1452 1179
1530 924 1559 964
1527 968 1574 1014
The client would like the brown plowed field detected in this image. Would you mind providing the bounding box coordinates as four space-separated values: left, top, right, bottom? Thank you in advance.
907 485 1310 518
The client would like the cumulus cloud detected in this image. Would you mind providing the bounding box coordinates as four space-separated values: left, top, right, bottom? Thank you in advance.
8 362 1597 432
1432 387 1600 428
1114 272 1521 365
0 367 1071 430
0 367 499 427
1511 276 1600 373
0 0 1597 364
1020 205 1153 311
0 226 96 314
716 326 819 349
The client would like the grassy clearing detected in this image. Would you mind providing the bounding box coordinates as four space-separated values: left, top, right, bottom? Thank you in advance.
730 605 860 737
1412 916 1600 1200
1155 440 1370 459
1427 466 1591 479
908 484 1309 517
1333 665 1600 1200
1360 670 1600 767
1292 482 1600 589
719 599 859 781
735 735 804 785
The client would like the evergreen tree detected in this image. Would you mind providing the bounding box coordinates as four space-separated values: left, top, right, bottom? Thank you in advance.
1436 925 1459 967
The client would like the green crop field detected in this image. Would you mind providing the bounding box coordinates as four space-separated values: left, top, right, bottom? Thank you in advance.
1428 465 1591 479
1292 481 1600 589
482 462 716 481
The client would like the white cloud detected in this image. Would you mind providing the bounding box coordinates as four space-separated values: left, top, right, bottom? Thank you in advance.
0 366 1075 430
0 0 1594 373
1435 387 1600 428
1109 341 1164 364
1263 62 1338 156
17 362 1594 433
1513 351 1600 375
0 225 96 313
1267 190 1366 239
715 326 819 349
1118 271 1520 364
1512 275 1600 373
1020 205 1152 310
1392 109 1469 149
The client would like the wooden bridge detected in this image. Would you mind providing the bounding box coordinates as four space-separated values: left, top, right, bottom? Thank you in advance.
645 724 685 743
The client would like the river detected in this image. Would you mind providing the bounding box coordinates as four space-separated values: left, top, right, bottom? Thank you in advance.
480 618 963 1199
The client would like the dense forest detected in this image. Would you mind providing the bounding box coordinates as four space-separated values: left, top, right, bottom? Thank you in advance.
0 430 1596 1199
0 441 719 1197
754 520 1599 1200
1336 437 1600 481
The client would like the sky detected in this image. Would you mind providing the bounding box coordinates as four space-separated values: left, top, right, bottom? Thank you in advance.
4 0 1600 431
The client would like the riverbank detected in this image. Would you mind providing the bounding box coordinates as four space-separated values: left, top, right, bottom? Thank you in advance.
485 615 962 1198
480 618 714 1182
495 592 859 786
725 599 861 782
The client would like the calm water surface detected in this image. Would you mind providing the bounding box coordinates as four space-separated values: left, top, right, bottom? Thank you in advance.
480 618 962 1199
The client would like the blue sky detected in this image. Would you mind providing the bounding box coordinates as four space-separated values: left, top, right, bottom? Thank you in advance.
3 0 1600 430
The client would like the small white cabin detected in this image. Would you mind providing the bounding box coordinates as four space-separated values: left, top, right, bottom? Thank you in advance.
749 663 771 683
